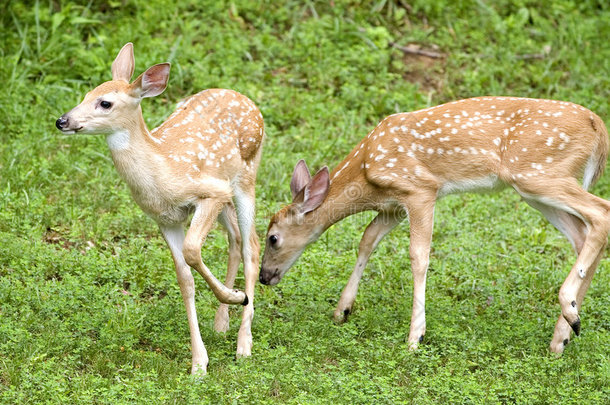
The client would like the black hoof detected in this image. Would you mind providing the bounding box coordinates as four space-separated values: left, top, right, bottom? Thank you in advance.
241 295 249 306
570 318 581 336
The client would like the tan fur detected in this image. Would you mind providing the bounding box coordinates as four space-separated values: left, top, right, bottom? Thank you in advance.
107 87 264 224
57 43 264 375
262 96 609 354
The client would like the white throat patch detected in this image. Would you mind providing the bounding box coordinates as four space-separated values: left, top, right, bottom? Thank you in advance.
106 130 130 151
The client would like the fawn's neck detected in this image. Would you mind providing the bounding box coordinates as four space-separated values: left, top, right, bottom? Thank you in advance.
106 111 165 198
309 148 375 239
105 108 151 151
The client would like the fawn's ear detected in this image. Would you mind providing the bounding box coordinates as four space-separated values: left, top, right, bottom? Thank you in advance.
299 166 330 214
111 43 135 82
290 159 312 199
131 63 171 98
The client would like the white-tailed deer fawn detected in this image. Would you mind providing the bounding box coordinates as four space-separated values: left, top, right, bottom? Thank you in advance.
56 43 264 375
260 96 609 353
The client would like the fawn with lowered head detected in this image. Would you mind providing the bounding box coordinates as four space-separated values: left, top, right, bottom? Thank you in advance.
56 43 264 375
260 96 609 353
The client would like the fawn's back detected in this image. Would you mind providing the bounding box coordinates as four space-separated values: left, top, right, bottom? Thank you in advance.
151 88 264 182
348 97 608 195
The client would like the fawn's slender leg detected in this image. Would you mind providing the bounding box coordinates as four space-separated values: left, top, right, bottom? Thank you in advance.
402 191 436 349
233 182 260 358
334 211 404 323
522 199 592 352
214 203 243 333
515 178 610 337
183 198 247 305
160 224 208 375
550 249 604 353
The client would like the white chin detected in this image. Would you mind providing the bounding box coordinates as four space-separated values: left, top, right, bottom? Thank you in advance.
60 130 76 134
268 275 282 286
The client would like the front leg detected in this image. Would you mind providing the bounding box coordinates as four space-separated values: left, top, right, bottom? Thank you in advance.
402 192 436 349
160 224 208 375
183 198 248 305
334 212 403 323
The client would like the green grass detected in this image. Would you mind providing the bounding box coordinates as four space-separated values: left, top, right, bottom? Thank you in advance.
1 0 609 403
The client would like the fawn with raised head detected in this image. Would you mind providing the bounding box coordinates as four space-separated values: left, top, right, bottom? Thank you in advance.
260 97 609 353
56 43 264 375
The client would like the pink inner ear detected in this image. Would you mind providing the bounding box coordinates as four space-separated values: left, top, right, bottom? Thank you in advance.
291 160 311 199
301 167 330 214
139 63 170 98
145 66 167 84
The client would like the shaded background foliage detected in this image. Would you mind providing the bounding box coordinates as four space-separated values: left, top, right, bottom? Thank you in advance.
0 0 609 403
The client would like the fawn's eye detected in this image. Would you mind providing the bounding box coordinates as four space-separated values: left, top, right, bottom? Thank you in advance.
100 100 112 109
268 235 278 246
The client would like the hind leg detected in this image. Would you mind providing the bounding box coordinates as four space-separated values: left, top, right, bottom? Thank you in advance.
516 178 610 347
550 249 604 352
523 199 595 352
233 179 260 358
529 204 605 352
214 203 243 333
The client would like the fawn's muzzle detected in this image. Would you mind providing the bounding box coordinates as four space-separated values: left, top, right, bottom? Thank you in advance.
259 267 281 286
55 115 69 130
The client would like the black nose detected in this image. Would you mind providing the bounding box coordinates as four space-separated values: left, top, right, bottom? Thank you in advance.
55 116 69 130
259 272 270 285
